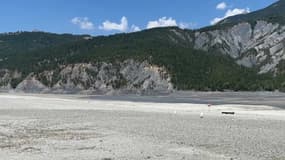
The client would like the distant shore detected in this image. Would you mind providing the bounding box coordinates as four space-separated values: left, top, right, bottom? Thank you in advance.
1 90 285 109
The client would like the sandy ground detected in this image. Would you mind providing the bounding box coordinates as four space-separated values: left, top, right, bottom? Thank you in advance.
0 93 285 160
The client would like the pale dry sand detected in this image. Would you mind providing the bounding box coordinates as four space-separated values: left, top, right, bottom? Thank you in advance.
0 93 285 160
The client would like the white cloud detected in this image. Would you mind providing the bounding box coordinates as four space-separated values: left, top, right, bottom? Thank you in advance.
179 22 189 29
216 2 227 10
210 8 250 25
99 16 128 32
95 16 194 32
147 17 177 29
178 22 197 29
146 17 196 30
130 25 141 32
71 17 94 30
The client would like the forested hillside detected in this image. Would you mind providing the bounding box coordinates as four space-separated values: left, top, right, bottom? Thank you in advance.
0 28 282 92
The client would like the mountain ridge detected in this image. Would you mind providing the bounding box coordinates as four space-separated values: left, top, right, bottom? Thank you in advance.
218 0 285 26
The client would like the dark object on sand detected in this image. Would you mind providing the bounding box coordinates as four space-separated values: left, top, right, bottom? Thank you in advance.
222 112 235 115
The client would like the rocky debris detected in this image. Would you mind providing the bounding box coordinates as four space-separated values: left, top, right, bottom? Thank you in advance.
15 75 48 93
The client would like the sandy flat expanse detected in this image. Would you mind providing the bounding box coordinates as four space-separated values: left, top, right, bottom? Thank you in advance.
0 93 285 160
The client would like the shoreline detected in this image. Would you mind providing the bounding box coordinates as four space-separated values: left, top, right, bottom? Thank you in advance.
0 93 284 121
2 91 285 108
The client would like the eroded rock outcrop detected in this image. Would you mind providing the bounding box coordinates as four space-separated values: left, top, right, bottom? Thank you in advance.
2 59 173 94
0 69 21 90
194 21 285 74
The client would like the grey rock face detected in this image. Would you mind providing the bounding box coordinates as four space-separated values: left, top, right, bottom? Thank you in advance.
0 69 12 89
16 76 48 93
169 28 193 45
0 69 21 90
194 21 285 74
3 59 173 94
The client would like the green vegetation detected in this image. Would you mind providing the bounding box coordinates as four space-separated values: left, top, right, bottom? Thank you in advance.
0 28 283 91
0 31 88 55
222 0 285 24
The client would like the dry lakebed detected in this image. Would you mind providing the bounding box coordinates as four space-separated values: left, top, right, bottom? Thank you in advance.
0 92 284 160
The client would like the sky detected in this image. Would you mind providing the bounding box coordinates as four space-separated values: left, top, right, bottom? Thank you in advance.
0 0 278 35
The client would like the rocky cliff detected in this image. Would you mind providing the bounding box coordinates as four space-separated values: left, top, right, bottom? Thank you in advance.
1 59 173 94
194 20 285 74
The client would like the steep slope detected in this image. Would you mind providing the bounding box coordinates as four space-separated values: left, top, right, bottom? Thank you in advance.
194 0 285 75
217 0 285 26
194 21 285 74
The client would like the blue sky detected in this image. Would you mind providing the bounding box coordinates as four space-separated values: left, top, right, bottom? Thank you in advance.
0 0 278 35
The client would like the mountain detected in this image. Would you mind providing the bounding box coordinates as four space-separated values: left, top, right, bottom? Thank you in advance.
0 31 89 55
217 0 285 26
1 1 285 94
194 0 285 75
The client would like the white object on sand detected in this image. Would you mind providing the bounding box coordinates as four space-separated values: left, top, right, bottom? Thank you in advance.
200 112 204 118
